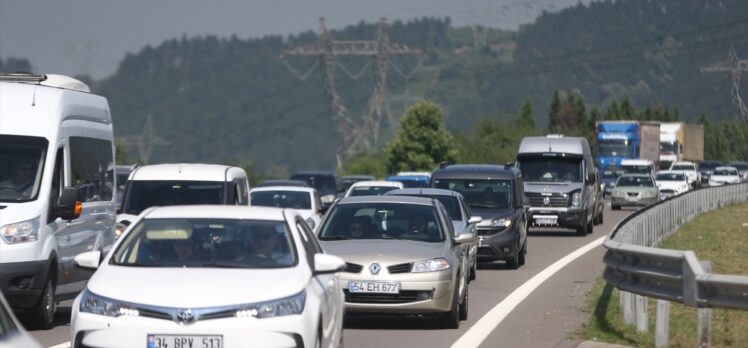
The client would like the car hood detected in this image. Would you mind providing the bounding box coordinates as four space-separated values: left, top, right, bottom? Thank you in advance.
710 175 739 182
87 265 308 308
470 208 513 224
524 181 584 194
320 239 449 265
0 201 43 227
656 181 688 190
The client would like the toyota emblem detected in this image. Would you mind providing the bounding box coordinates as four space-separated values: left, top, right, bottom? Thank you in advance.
175 308 195 324
543 197 550 205
369 262 381 275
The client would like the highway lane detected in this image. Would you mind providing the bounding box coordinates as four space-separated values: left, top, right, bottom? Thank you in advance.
28 204 632 348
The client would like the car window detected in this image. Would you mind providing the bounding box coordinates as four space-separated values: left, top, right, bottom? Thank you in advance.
432 179 512 210
251 190 312 209
616 176 654 187
70 137 114 203
111 218 297 268
349 186 398 197
318 203 443 242
123 180 225 215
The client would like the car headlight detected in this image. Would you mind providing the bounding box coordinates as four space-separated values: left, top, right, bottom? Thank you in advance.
411 258 450 273
80 289 140 317
642 191 657 198
0 217 39 244
571 192 581 206
304 217 315 229
320 194 335 204
236 290 306 319
490 217 512 228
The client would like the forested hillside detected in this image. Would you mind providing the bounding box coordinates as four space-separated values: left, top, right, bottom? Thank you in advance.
2 0 747 175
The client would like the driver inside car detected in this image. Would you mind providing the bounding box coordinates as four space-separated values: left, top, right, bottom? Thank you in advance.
0 158 35 198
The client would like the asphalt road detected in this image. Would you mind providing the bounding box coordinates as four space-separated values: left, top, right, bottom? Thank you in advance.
28 203 633 348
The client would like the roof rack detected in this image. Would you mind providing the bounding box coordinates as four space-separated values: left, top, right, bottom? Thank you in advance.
0 72 47 83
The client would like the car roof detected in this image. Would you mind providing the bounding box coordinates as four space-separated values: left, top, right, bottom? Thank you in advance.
130 163 242 181
621 159 653 165
336 195 436 206
671 161 695 166
143 205 288 221
250 186 315 193
518 135 589 155
350 180 402 188
431 164 518 180
656 171 686 175
386 175 429 181
387 188 462 198
257 179 309 187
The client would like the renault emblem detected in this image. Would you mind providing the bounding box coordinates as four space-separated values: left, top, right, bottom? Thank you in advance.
543 197 550 205
369 262 381 275
176 308 195 324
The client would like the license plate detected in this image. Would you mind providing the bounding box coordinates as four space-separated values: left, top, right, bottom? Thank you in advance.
147 335 223 348
534 215 558 225
348 281 400 294
627 196 639 202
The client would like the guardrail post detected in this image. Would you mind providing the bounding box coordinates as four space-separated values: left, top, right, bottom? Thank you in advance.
635 294 648 332
655 300 669 348
621 291 634 325
697 261 712 348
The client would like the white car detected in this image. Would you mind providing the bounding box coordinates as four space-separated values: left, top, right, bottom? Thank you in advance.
71 205 345 348
709 166 741 186
250 186 323 230
0 291 41 348
344 180 403 197
669 161 701 188
654 171 690 199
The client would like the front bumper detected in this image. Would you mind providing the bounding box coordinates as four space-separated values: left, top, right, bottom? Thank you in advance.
0 260 50 309
527 207 586 229
339 271 454 314
71 302 315 348
475 226 518 261
611 195 658 207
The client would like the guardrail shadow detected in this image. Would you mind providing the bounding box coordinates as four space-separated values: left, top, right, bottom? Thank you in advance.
344 313 447 330
592 283 637 346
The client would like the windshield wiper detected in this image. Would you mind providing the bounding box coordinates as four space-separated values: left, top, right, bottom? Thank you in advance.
469 204 499 209
319 235 350 240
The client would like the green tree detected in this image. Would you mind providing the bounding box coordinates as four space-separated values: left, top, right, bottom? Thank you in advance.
385 101 458 173
341 152 388 178
548 90 561 132
516 98 536 130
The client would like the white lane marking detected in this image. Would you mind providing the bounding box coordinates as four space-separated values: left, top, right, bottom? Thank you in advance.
48 343 70 348
451 236 606 348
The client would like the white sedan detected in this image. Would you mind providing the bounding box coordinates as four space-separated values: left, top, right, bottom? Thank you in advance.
71 205 345 348
344 180 403 197
709 166 742 186
654 171 690 199
250 186 323 230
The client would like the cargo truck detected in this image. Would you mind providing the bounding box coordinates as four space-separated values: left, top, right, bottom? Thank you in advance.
595 121 660 172
659 123 704 170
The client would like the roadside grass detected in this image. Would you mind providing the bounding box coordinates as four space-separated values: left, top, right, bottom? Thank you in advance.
577 201 748 347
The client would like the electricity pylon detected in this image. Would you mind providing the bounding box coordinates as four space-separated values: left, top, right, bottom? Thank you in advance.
281 18 422 168
701 47 748 121
117 114 170 164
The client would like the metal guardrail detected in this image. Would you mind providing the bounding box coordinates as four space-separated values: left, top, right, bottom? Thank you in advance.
603 182 748 310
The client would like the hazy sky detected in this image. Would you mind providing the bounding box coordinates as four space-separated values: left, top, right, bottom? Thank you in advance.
0 0 587 78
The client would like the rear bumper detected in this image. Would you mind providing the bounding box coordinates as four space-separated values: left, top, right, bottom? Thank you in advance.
0 260 50 309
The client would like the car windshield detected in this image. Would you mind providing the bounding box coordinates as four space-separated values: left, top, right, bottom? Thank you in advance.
671 164 694 171
616 176 654 187
729 163 748 170
0 135 48 202
660 142 678 155
602 166 626 179
123 180 224 215
656 173 685 181
349 186 398 196
699 162 721 171
713 169 738 176
399 180 429 188
318 203 444 242
290 174 335 192
251 190 311 209
111 219 297 268
598 139 634 157
432 179 511 210
622 165 651 175
518 156 582 183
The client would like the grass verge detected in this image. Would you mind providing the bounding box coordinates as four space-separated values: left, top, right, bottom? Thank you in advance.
577 201 748 347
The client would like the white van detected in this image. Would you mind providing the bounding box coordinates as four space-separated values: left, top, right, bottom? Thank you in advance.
116 163 250 230
0 73 116 328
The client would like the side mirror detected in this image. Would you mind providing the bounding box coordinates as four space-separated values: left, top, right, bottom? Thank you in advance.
467 216 482 224
313 253 346 275
53 187 81 221
74 250 102 269
454 232 474 245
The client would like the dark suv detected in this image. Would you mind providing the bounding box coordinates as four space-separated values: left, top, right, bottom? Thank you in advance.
290 171 342 209
430 164 528 269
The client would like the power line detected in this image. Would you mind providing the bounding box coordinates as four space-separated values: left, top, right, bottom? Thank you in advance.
702 47 748 121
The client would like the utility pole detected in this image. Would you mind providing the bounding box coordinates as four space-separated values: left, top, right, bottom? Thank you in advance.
701 47 748 121
117 114 170 164
281 18 422 168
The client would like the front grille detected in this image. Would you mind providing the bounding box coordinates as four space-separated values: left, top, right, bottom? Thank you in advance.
344 290 432 304
660 189 675 194
525 192 569 207
477 227 508 236
387 262 412 274
345 262 363 273
626 192 639 197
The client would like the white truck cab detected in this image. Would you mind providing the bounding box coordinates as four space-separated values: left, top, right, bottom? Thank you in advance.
116 163 250 231
0 73 116 328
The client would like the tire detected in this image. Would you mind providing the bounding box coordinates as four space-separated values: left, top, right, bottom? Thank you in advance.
518 240 527 266
28 276 55 330
586 219 594 235
506 243 520 269
576 220 588 236
612 204 620 210
459 282 469 321
441 283 460 329
468 259 477 282
599 210 604 224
